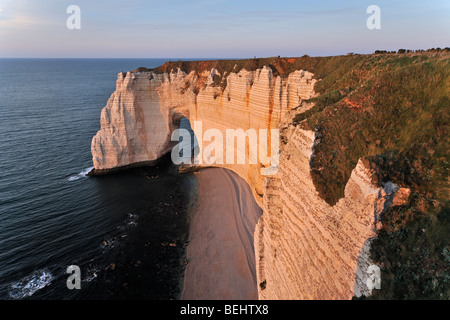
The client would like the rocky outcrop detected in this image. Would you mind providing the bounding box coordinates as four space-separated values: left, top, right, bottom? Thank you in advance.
90 62 409 300
91 66 317 202
91 71 173 171
255 119 410 299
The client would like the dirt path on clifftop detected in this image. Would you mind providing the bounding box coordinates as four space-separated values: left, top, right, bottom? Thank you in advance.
181 168 262 300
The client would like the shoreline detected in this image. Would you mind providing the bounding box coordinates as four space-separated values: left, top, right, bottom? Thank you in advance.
181 168 262 300
176 171 200 300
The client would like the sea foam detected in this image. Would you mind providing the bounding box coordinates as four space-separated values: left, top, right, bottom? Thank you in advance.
8 269 54 299
67 166 94 181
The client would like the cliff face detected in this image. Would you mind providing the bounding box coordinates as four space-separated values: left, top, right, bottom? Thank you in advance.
91 71 172 170
91 66 316 201
91 61 408 299
255 118 409 299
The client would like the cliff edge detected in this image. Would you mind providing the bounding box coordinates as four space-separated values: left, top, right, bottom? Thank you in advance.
90 52 449 299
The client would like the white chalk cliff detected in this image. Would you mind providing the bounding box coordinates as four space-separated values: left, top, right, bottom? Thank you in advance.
91 63 408 299
91 66 316 203
255 121 409 299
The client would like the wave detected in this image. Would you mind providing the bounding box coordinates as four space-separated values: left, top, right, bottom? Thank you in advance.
83 265 101 283
101 213 138 252
100 236 121 251
117 213 138 230
125 213 138 227
8 269 54 299
67 166 94 181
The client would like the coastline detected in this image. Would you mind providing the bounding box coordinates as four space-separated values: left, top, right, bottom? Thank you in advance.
181 168 262 300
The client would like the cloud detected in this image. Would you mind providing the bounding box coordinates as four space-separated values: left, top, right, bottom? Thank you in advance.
0 0 59 28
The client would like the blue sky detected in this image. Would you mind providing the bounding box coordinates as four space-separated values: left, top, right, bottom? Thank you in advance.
0 0 449 58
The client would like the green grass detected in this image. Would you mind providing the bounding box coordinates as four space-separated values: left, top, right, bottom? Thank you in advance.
291 51 449 299
369 207 450 299
298 54 449 206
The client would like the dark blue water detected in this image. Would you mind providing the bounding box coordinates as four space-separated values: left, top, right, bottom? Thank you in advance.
0 59 195 299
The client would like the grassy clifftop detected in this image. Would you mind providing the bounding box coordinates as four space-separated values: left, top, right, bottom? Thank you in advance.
291 51 449 299
294 52 449 206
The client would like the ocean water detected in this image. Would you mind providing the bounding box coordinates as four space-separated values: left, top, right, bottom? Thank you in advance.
0 58 195 299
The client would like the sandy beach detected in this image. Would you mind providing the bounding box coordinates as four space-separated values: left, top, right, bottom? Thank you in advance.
181 168 262 300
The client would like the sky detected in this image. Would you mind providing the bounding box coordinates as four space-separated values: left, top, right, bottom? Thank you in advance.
0 0 449 58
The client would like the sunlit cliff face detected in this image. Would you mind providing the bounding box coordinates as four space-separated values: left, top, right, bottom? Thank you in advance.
91 64 409 299
91 66 317 202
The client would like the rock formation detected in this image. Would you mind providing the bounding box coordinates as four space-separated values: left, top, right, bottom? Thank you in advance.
91 66 316 202
90 61 409 299
255 119 410 299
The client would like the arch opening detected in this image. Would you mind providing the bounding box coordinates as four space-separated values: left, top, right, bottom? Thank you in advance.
171 116 200 165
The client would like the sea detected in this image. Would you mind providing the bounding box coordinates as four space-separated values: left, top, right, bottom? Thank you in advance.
0 58 197 300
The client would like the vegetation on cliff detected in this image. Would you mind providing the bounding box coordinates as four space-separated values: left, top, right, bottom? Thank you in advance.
292 51 449 299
